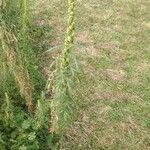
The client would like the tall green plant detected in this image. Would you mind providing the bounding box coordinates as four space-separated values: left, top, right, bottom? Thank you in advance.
50 0 76 133
18 0 45 99
19 0 31 56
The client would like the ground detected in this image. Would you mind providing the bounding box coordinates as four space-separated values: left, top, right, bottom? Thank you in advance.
35 0 150 149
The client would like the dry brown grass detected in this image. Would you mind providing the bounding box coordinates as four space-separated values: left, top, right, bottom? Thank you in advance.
1 27 33 112
76 31 98 56
102 69 126 82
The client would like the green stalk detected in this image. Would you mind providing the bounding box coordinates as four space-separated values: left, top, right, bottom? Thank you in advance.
4 92 14 125
50 0 76 133
20 0 27 51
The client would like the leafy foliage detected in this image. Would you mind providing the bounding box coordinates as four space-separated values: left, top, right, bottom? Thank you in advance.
0 98 53 150
0 0 54 149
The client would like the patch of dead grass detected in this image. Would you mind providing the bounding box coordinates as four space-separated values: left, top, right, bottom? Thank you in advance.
102 69 126 82
76 31 98 56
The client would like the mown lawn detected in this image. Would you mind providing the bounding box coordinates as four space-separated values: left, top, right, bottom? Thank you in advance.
35 0 150 149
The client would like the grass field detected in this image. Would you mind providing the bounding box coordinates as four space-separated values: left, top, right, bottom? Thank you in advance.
35 0 150 149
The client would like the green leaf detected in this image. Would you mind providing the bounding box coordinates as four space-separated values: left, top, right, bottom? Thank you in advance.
19 145 27 150
28 132 36 141
22 120 31 130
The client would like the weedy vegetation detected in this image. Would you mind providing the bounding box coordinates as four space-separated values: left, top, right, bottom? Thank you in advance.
0 0 77 149
0 0 150 149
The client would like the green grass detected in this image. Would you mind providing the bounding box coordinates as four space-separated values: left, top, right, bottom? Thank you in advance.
35 0 150 149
